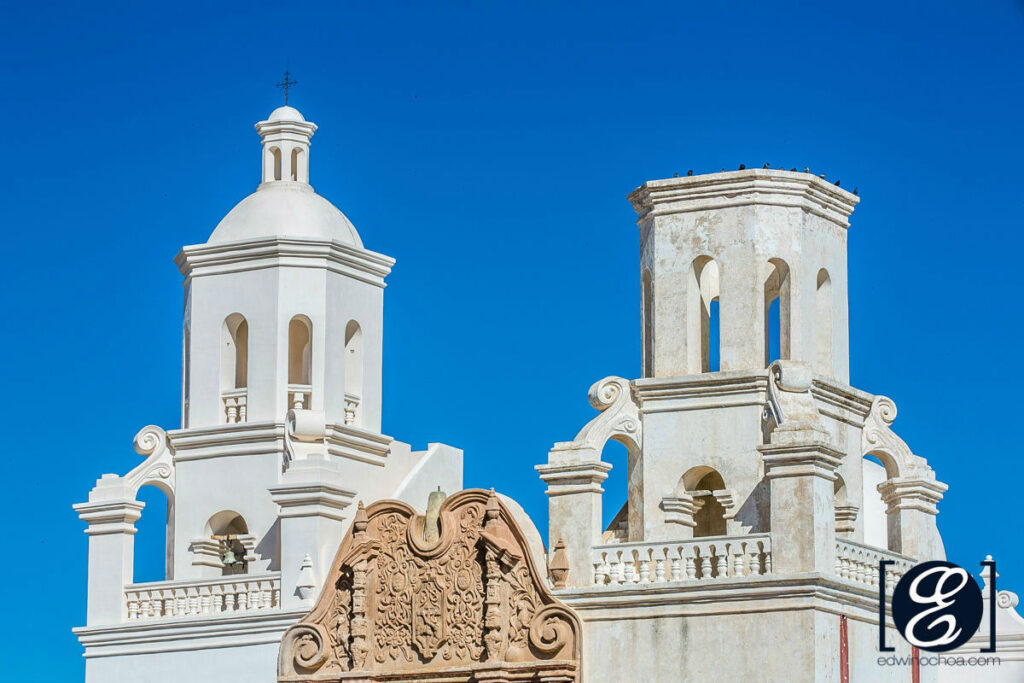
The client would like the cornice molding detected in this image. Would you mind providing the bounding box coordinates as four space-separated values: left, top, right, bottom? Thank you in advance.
634 371 768 413
628 169 859 229
175 236 395 288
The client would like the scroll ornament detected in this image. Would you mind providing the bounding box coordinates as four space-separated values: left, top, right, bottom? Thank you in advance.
279 489 581 682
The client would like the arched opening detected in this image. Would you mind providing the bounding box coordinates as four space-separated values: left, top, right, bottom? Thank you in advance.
134 484 174 583
600 439 644 544
272 147 282 181
681 466 728 537
221 314 248 390
693 257 721 373
290 148 303 182
764 259 791 366
220 314 248 424
833 474 857 538
642 270 653 377
862 454 892 550
205 511 250 576
816 268 833 374
288 315 313 409
344 321 363 426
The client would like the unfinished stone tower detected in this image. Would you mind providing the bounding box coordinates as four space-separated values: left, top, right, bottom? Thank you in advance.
537 169 948 682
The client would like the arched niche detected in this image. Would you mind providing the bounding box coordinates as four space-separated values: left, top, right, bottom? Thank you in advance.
680 466 728 537
204 511 251 576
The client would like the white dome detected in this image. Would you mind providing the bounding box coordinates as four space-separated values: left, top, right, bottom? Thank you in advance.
207 183 363 246
267 105 306 122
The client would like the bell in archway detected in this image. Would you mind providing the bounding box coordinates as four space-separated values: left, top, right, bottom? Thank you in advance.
221 547 237 566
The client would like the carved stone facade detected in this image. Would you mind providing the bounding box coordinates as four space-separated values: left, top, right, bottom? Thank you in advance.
279 490 581 682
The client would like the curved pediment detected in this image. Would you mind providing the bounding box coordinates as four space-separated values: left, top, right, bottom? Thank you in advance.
279 489 581 682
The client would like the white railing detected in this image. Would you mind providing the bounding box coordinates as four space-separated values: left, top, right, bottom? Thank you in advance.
125 573 280 621
288 384 312 411
592 534 772 586
835 539 913 591
221 388 248 424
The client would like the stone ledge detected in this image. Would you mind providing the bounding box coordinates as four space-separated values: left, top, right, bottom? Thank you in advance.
73 608 308 658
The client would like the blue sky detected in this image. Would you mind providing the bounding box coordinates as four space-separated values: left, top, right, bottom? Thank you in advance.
1 1 1022 677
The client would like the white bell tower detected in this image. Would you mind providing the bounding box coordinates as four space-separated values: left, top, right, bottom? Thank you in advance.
75 104 462 683
178 105 389 433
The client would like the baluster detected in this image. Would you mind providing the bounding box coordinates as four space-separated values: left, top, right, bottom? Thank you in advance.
670 556 682 582
748 546 761 576
685 554 697 580
765 550 772 574
262 585 272 608
593 562 603 585
237 587 248 611
151 592 163 618
274 587 281 608
732 545 744 577
199 587 211 615
226 399 238 423
697 551 709 580
714 549 727 578
128 598 139 620
655 558 666 583
623 559 636 584
239 400 247 422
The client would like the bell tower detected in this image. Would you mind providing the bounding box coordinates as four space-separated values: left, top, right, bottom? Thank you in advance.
177 105 390 432
630 169 858 382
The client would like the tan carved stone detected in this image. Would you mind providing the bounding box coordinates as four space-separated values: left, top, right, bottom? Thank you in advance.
279 489 581 682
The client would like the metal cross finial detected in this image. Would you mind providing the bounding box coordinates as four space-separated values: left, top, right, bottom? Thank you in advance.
276 70 297 105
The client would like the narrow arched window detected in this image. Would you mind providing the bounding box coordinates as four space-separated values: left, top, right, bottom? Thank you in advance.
288 316 312 409
764 259 791 366
642 270 653 377
816 268 833 374
290 148 303 181
221 314 249 423
344 321 363 426
693 258 721 372
272 147 282 181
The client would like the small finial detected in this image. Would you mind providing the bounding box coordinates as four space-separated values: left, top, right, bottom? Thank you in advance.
276 69 298 106
763 163 770 169
687 170 693 176
803 167 810 173
790 168 797 172
673 172 679 177
853 187 859 196
818 173 826 179
834 179 841 186
738 164 746 170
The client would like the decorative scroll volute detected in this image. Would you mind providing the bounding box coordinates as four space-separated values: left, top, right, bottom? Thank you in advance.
279 489 581 682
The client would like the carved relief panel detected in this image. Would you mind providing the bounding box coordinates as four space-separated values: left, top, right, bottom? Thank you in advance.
279 489 581 682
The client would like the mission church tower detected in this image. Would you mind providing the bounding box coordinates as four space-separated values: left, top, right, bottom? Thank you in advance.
74 105 462 682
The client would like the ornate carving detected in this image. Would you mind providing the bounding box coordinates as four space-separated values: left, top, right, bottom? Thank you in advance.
123 425 175 497
550 376 642 460
861 395 934 479
279 490 581 682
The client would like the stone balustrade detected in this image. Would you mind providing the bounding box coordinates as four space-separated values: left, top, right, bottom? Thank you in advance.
591 534 772 586
125 573 281 621
221 388 248 424
835 539 913 591
288 384 312 411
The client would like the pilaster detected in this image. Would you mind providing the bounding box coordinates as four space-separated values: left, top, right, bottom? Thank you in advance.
74 476 145 626
760 440 842 574
269 454 356 608
536 457 611 588
877 476 947 560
